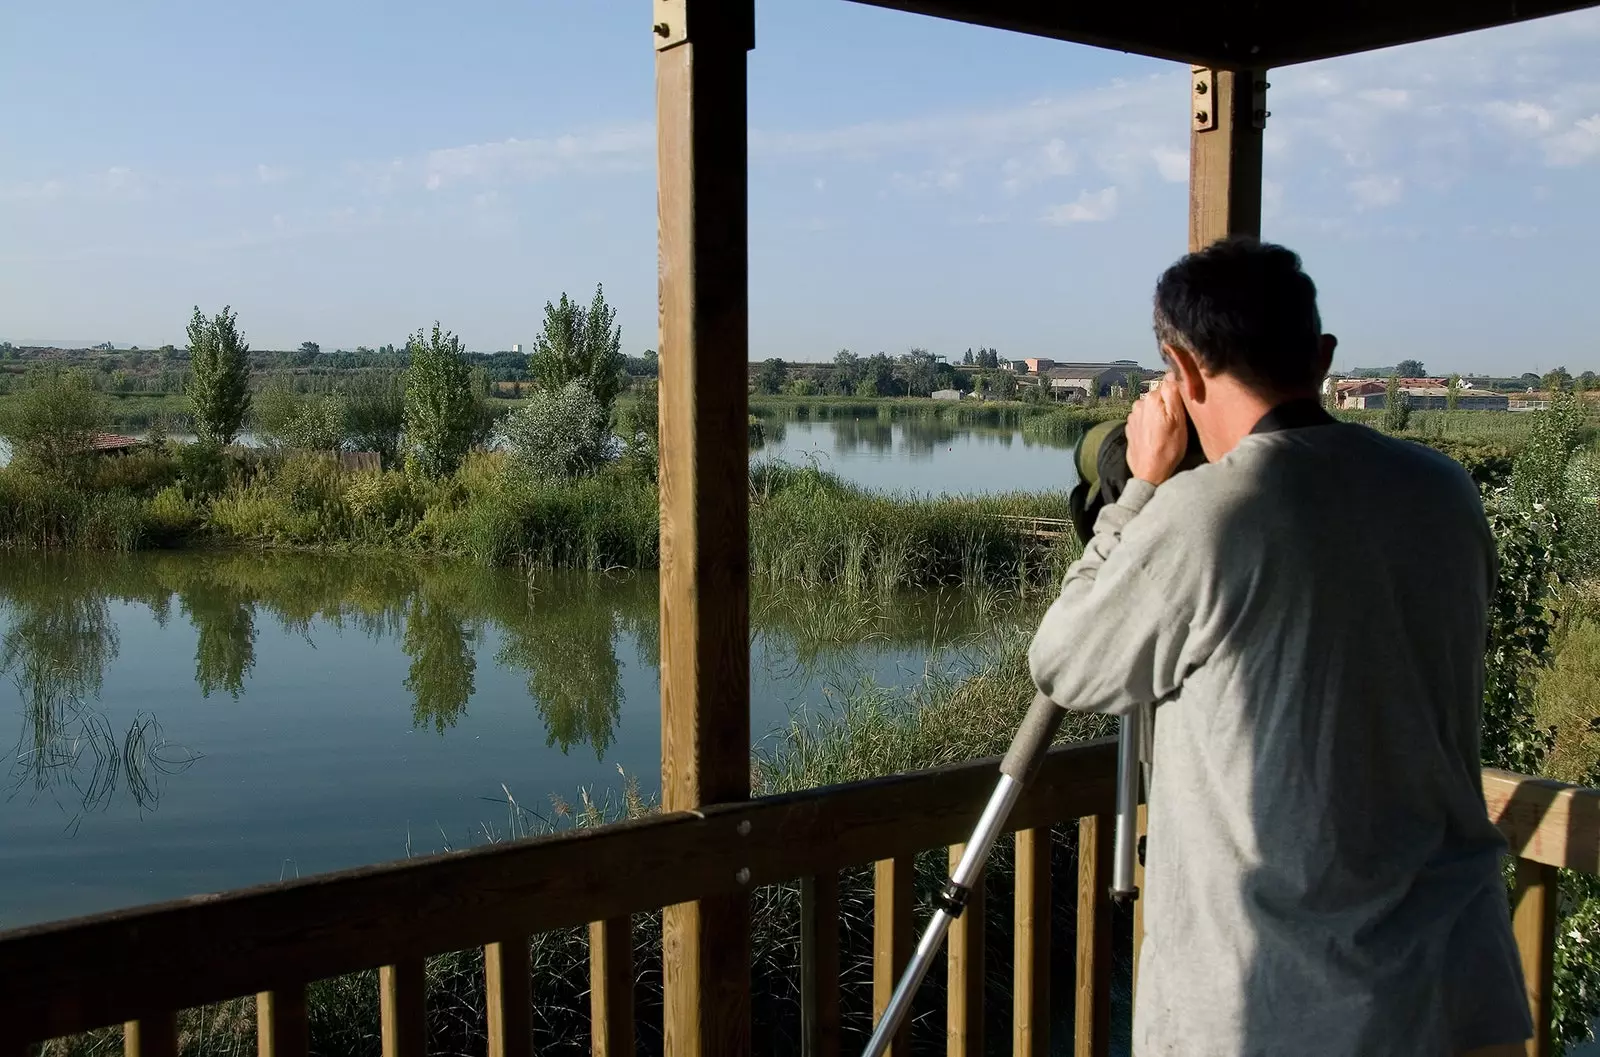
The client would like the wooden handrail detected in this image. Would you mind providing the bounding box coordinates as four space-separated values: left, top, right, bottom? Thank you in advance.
0 738 1117 1048
1484 769 1600 871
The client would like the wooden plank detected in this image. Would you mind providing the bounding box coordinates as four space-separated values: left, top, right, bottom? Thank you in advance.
485 940 531 1057
1189 67 1265 254
123 1015 177 1057
800 874 841 1057
1013 828 1051 1057
656 2 755 1056
589 918 634 1057
845 0 1600 68
257 986 308 1057
1132 803 1147 1008
380 959 427 1057
1512 859 1559 1057
945 844 985 1057
841 0 1247 67
1485 769 1600 872
0 737 1117 1048
1074 816 1113 1057
873 856 914 1056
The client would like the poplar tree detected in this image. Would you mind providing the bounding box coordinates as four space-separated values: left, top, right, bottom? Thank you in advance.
186 306 252 445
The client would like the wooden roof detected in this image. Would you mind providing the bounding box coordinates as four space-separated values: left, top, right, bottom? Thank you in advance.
846 0 1600 67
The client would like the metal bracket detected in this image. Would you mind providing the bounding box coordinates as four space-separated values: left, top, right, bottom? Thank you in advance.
653 0 686 50
1192 67 1217 132
1251 76 1271 130
653 0 754 51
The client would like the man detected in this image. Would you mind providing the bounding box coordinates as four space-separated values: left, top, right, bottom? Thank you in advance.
1029 238 1530 1056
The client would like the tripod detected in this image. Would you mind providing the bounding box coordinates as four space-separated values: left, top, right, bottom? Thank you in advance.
859 695 1143 1057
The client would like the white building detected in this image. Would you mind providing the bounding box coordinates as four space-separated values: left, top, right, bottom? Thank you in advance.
512 343 523 354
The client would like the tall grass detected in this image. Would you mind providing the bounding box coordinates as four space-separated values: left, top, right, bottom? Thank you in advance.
1018 403 1132 444
0 452 1073 592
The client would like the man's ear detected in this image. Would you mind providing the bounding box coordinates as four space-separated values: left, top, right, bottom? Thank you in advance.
1163 343 1206 404
1317 334 1338 378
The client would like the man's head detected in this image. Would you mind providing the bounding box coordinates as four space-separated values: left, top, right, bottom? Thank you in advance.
1151 237 1337 457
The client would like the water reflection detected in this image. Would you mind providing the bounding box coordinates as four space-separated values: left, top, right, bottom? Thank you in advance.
0 553 1009 829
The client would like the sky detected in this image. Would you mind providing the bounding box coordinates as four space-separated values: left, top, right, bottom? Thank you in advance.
1 1 1598 375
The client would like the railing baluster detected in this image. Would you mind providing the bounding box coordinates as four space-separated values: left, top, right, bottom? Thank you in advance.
123 1014 177 1057
380 959 427 1057
1074 815 1113 1057
873 856 914 1056
946 844 985 1057
1014 827 1051 1057
800 873 841 1057
1513 857 1559 1057
257 986 308 1057
1131 803 1147 1007
589 918 634 1057
485 940 531 1057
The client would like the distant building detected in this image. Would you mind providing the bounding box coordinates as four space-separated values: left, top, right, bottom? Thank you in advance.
1043 362 1146 400
931 389 963 401
1023 358 1056 374
511 343 523 354
1345 386 1508 411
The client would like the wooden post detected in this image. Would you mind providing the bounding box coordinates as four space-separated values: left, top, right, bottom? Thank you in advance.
873 856 914 1057
484 940 532 1057
379 959 427 1057
656 3 755 1057
1074 816 1113 1057
1189 66 1267 252
257 987 309 1057
123 1015 177 1057
946 844 985 1057
800 874 841 1057
1014 827 1052 1057
590 918 635 1057
1512 859 1559 1057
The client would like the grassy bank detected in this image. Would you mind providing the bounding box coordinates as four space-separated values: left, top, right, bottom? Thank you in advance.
750 394 1048 427
0 450 1073 592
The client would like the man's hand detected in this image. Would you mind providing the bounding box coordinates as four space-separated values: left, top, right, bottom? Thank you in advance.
1126 376 1189 486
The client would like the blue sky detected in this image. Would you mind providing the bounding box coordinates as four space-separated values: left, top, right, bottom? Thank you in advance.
1 1 1597 374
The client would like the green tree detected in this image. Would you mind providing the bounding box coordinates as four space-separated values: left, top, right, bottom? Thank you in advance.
1543 366 1573 394
1383 373 1410 432
618 381 659 480
530 284 625 415
346 372 407 469
830 349 862 395
0 369 110 482
899 348 938 397
497 380 611 482
1446 374 1461 411
185 306 252 445
1395 358 1427 379
403 323 477 478
991 369 1017 400
755 358 788 395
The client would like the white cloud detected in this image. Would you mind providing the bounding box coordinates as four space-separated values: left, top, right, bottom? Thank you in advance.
1042 186 1119 225
1348 174 1404 210
1545 114 1600 165
1150 146 1188 183
256 164 290 184
414 125 652 191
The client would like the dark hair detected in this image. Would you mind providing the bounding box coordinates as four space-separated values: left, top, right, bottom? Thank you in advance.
1152 236 1323 394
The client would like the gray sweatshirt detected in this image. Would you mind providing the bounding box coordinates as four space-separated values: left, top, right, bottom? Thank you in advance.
1029 421 1531 1056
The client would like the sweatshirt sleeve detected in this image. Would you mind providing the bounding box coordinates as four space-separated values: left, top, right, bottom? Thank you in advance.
1028 478 1201 716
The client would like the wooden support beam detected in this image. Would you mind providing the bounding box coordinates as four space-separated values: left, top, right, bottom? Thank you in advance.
800 874 841 1057
1014 828 1051 1057
946 844 985 1057
1512 859 1559 1057
123 1016 177 1057
1074 816 1113 1057
1189 67 1266 253
485 940 531 1057
589 919 634 1057
380 959 427 1057
873 856 914 1057
257 987 308 1057
655 3 754 1057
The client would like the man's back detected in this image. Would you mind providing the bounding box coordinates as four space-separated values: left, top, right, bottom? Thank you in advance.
1030 422 1531 1056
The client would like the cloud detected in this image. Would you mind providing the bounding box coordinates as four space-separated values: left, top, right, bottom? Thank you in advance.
1348 174 1403 210
1042 186 1119 225
256 164 290 184
411 125 653 191
1545 114 1600 165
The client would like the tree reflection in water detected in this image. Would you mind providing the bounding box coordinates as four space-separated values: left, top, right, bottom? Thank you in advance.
0 553 1016 826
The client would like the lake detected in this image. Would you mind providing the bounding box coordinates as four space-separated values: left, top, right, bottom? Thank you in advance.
0 551 1022 928
753 411 1079 494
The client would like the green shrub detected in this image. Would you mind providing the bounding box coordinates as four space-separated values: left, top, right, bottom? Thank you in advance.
345 472 425 534
90 449 178 496
143 485 201 542
496 380 611 483
175 442 230 499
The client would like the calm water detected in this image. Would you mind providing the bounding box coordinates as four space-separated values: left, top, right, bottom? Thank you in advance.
753 414 1079 494
0 551 1016 928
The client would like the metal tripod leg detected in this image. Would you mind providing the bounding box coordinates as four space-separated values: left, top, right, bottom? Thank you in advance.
860 696 1142 1057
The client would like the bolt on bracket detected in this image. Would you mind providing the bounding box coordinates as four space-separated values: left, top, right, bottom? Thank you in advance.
1192 67 1217 132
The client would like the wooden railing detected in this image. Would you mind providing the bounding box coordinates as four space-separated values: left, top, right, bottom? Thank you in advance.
0 748 1594 1057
